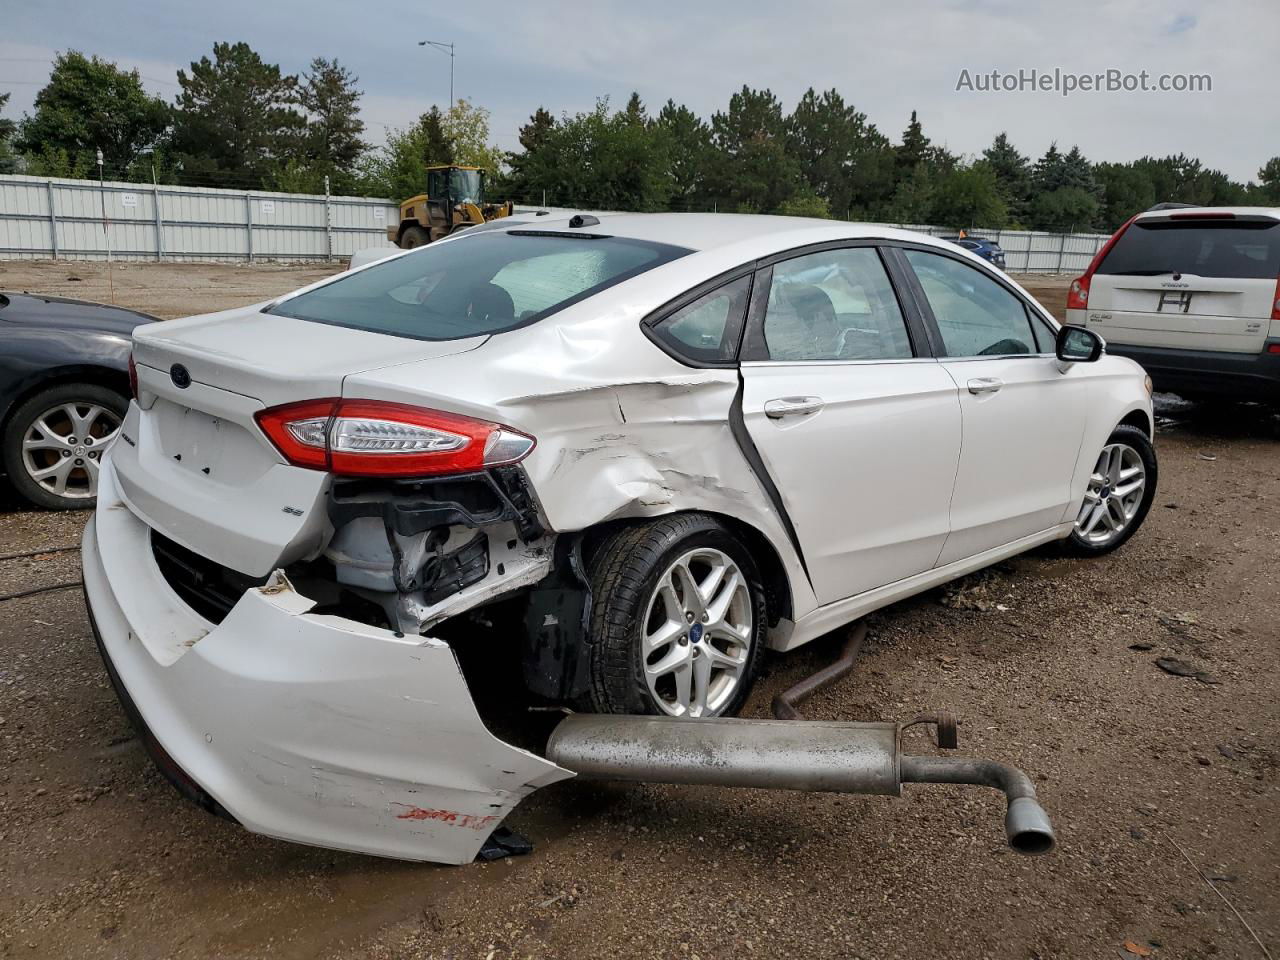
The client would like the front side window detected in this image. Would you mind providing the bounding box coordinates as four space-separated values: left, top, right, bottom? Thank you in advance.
651 275 752 363
904 249 1036 357
268 231 689 341
760 247 912 361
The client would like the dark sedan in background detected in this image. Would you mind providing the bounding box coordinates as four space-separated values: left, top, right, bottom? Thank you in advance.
942 235 1007 270
1 292 155 509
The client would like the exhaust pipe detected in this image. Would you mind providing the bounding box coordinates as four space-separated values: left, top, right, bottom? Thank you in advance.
546 714 1055 856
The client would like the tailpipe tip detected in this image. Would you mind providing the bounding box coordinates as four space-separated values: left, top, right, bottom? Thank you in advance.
1005 797 1056 856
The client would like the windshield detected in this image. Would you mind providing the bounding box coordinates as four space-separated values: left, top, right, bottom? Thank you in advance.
450 168 483 204
1097 219 1280 279
268 231 690 341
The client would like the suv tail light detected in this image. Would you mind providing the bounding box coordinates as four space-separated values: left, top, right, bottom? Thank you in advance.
255 399 535 477
1068 213 1141 311
1272 277 1280 322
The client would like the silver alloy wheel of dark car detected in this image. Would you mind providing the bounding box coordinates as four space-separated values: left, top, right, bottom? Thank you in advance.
20 400 122 500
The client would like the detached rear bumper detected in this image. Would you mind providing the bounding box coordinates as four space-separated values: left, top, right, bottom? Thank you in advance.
82 460 571 864
1107 341 1280 400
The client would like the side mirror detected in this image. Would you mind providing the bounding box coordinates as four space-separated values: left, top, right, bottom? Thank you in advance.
1056 325 1104 363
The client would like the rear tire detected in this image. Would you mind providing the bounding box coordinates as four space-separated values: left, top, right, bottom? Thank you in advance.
400 225 431 249
585 514 766 718
2 382 127 510
1065 424 1157 556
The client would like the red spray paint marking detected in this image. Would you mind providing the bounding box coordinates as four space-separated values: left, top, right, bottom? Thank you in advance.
392 803 499 831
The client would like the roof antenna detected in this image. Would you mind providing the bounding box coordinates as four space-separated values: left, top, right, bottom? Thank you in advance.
568 214 599 228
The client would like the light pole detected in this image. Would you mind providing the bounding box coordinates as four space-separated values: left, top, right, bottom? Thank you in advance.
418 40 455 108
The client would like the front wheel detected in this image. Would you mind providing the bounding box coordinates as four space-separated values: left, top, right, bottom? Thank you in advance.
585 514 766 718
400 225 431 249
1066 424 1157 556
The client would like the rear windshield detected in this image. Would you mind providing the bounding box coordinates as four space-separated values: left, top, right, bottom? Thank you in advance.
1097 219 1280 279
268 231 690 340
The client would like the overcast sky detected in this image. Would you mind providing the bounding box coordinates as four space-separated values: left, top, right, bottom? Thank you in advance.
2 0 1276 182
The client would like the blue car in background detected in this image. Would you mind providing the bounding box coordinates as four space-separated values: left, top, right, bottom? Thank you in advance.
942 235 1007 270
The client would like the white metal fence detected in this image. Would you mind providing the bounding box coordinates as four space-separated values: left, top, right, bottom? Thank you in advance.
0 173 1112 272
0 174 398 262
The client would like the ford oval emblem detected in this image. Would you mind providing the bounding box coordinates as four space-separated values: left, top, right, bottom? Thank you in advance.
170 363 192 389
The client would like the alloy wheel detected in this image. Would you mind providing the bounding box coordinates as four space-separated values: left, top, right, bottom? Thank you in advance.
1075 442 1146 547
20 401 122 501
641 547 753 717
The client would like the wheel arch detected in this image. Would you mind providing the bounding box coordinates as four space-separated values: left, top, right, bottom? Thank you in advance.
1118 406 1153 438
580 508 794 628
0 366 130 440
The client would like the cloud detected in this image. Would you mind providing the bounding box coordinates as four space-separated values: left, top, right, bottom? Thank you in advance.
2 0 1276 182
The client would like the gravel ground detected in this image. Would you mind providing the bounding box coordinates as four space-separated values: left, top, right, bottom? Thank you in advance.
0 264 1276 960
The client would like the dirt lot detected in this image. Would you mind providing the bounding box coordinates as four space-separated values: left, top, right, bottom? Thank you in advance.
0 263 1277 960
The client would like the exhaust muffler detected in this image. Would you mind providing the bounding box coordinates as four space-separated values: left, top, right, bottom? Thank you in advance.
546 713 1055 856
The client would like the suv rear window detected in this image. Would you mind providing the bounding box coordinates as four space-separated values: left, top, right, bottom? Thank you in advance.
1097 219 1280 280
268 231 690 341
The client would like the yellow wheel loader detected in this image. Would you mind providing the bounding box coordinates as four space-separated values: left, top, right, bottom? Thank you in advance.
388 165 515 249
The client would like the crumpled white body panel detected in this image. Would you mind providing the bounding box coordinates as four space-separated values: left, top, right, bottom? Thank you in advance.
83 461 571 864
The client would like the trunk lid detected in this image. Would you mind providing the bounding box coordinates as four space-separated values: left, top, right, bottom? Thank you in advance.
117 306 486 576
1085 215 1279 353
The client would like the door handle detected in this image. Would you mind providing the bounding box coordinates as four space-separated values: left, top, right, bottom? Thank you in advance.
764 396 824 419
967 377 1004 395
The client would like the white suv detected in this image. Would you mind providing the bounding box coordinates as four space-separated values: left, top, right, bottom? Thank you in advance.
1066 206 1280 401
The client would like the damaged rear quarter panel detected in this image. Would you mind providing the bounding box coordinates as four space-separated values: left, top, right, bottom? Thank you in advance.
341 270 818 629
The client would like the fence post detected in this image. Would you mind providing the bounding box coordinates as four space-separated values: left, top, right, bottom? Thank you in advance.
1055 232 1067 273
245 192 254 263
153 185 164 261
324 175 333 261
46 180 59 260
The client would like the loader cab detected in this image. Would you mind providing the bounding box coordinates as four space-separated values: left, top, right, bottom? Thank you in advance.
426 165 485 225
392 165 512 249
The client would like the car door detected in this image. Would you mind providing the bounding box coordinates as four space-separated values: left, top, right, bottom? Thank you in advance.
896 246 1091 565
738 244 962 605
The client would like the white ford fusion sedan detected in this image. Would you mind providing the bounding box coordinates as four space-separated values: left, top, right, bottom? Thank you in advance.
84 213 1155 862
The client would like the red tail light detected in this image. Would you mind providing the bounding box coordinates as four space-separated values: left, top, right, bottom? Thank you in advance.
128 352 139 399
1272 277 1280 322
255 399 536 477
1068 213 1141 312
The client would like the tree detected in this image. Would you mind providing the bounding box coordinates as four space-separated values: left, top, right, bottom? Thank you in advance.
291 57 366 193
706 86 800 212
653 100 712 205
1257 156 1280 204
929 162 1008 230
171 42 303 188
886 163 937 224
441 99 503 172
787 88 894 220
502 106 555 200
896 110 930 174
357 107 452 202
981 133 1031 225
15 51 170 176
0 92 18 174
1094 161 1156 229
1029 186 1099 232
503 98 674 211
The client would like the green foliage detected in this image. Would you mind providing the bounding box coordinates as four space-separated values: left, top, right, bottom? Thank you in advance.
357 106 453 202
15 52 170 175
886 163 936 224
442 100 503 172
788 88 893 220
1029 186 1099 232
0 92 18 174
707 86 799 212
654 100 712 204
776 186 831 219
171 42 303 188
930 162 1008 230
1257 157 1280 204
499 98 675 210
982 133 1031 224
288 57 366 194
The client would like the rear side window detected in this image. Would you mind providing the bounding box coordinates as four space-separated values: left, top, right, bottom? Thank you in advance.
269 231 690 341
650 275 752 363
761 247 913 361
1097 220 1280 279
904 249 1036 357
